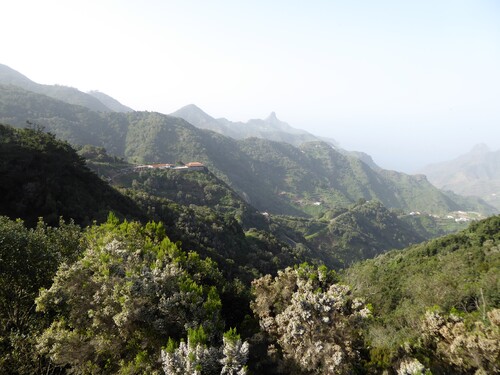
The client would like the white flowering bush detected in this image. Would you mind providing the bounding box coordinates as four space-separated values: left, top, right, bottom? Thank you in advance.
251 264 371 374
161 326 248 375
220 328 249 375
396 357 427 374
36 218 225 374
161 327 220 375
420 308 500 374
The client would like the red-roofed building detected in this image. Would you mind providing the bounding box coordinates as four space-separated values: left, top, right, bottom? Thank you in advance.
186 162 206 171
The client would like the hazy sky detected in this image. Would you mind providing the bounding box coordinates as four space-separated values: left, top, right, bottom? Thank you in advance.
2 0 500 172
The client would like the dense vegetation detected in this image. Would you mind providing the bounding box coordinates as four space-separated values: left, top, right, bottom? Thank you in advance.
0 124 143 226
35 217 230 374
1 68 499 374
87 152 430 271
0 216 83 374
267 200 425 269
344 215 500 373
1 211 499 374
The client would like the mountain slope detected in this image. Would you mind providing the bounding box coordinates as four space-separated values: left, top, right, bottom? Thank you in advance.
85 153 427 271
420 144 500 210
346 214 500 316
0 124 144 226
0 123 306 283
0 81 495 217
171 104 325 146
0 63 119 112
0 84 130 155
87 90 133 112
270 200 425 269
343 214 500 372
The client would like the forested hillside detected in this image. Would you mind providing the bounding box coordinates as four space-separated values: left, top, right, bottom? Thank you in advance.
2 211 498 374
1 126 498 373
0 82 495 218
0 124 143 226
344 215 500 374
1 122 424 283
1 64 499 374
0 64 114 112
82 148 436 268
0 124 303 280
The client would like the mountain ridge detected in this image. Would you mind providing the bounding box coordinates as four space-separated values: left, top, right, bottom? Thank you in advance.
0 82 495 217
87 90 134 112
0 63 131 113
420 144 500 210
0 66 496 218
171 103 331 147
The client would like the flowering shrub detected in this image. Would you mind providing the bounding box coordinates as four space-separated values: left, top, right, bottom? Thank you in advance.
420 308 500 374
251 264 370 373
36 218 225 374
161 327 248 375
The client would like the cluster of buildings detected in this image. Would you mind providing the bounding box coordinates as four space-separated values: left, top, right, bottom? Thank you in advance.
133 162 206 172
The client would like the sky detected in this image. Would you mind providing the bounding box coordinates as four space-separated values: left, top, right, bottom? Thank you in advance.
1 0 500 172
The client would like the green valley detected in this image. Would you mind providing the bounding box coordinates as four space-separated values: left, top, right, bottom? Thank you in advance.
0 82 495 220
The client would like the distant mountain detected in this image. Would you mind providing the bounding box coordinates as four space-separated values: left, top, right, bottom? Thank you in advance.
87 90 133 112
0 63 130 112
0 84 130 155
0 81 496 217
0 63 34 86
171 104 330 147
171 104 233 136
420 144 500 210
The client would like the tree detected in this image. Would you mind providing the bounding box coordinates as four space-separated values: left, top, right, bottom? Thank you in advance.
36 217 225 374
0 216 82 374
